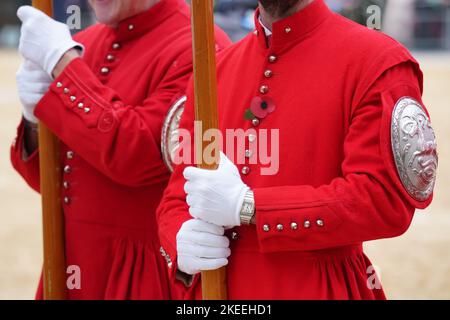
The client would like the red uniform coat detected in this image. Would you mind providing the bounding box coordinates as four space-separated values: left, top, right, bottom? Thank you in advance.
10 0 230 299
157 0 435 299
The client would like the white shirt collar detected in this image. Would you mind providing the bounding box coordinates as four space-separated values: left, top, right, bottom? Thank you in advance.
258 15 272 36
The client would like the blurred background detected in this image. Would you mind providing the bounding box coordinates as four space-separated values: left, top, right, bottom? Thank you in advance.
0 0 449 299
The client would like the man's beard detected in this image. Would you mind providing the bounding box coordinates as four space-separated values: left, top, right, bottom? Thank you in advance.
259 0 303 18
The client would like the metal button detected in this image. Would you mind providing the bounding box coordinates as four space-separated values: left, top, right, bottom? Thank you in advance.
248 134 256 143
77 102 84 109
56 82 63 88
64 197 71 205
304 220 311 229
259 85 269 94
63 181 70 189
263 224 270 232
84 108 91 114
112 43 120 50
291 222 298 230
277 224 284 231
264 70 273 78
316 219 324 227
285 26 292 34
70 96 76 102
252 118 260 127
245 150 253 158
64 165 72 174
160 247 167 257
128 24 134 31
101 67 110 75
231 232 239 240
241 166 250 175
269 55 277 63
253 30 258 36
66 151 74 159
106 54 115 62
63 88 69 94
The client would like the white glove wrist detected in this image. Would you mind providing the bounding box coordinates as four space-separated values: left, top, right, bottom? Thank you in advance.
45 40 84 77
184 152 250 228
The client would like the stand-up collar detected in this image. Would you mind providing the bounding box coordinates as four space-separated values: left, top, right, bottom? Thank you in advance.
112 0 185 42
254 0 332 49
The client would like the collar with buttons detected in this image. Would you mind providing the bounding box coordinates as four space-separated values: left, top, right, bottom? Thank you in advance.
110 0 185 43
253 0 332 50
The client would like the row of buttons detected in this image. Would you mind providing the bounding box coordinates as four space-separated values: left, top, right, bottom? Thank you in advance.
262 219 325 232
99 21 131 76
63 150 74 205
56 82 91 114
240 54 278 177
241 133 257 175
100 42 121 76
257 55 277 101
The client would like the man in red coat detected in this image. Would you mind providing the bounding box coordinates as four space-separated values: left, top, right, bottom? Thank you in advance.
157 0 438 299
12 0 230 299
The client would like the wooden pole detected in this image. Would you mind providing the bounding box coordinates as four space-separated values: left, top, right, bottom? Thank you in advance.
32 0 67 300
191 0 227 300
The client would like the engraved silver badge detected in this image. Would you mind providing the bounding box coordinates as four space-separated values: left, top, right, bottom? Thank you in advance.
391 97 438 201
161 96 186 173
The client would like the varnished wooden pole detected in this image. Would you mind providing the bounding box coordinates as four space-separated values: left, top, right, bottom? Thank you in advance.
32 0 67 300
191 0 227 300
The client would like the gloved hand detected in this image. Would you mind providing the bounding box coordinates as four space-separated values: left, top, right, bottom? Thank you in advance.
183 152 250 228
177 219 231 275
17 6 84 77
16 60 53 124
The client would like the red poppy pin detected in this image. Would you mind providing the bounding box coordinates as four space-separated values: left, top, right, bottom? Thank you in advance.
245 96 276 121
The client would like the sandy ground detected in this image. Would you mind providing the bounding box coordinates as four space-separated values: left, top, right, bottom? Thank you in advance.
0 50 449 300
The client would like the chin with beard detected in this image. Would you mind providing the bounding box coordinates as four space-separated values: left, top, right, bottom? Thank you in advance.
259 0 303 18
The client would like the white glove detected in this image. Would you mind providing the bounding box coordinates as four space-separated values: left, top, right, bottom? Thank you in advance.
183 152 250 228
17 6 84 77
16 60 52 124
177 219 231 275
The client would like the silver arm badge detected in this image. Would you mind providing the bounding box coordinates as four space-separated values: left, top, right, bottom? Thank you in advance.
391 97 438 201
161 96 186 173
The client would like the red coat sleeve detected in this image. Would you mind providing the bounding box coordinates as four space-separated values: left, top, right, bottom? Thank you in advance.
10 120 41 193
34 56 192 188
254 62 435 253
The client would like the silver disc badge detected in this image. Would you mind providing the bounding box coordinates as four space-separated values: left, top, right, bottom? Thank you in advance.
391 97 438 201
161 96 186 173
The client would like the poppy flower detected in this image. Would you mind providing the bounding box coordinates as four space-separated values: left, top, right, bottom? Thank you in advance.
249 96 276 119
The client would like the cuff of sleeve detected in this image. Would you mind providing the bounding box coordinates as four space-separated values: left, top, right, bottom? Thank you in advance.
35 58 120 134
159 241 200 292
14 119 39 162
253 186 343 253
10 120 40 192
